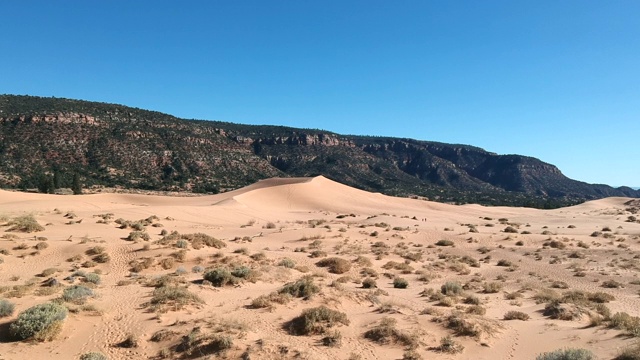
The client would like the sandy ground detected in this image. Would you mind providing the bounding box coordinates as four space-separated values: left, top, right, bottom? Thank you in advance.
0 176 639 360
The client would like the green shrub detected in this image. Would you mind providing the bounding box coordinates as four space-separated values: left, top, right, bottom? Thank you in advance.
285 306 350 335
0 299 15 317
393 278 409 289
175 240 188 249
441 281 463 296
279 276 320 298
62 285 95 304
203 268 235 287
10 303 68 341
536 348 595 360
203 266 258 287
126 231 150 241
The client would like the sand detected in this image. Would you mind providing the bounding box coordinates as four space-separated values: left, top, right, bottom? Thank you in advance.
0 176 639 359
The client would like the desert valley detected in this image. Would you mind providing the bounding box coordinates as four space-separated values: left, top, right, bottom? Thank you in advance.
1 176 640 360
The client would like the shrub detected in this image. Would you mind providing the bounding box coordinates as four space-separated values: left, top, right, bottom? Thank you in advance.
496 259 513 267
363 317 418 348
535 348 595 360
483 282 503 293
85 246 105 256
175 240 188 249
250 293 292 309
93 253 110 263
615 342 640 360
393 278 409 289
285 306 350 335
10 303 68 341
0 299 15 317
602 280 623 288
181 233 226 249
148 286 203 312
203 268 235 287
278 258 296 268
441 281 463 296
362 278 377 289
316 257 352 274
117 333 139 348
435 240 454 246
322 329 342 347
504 311 530 321
79 352 108 360
438 335 464 354
126 231 150 241
504 226 518 233
543 301 581 321
7 214 44 233
279 276 320 298
62 285 95 304
83 273 101 285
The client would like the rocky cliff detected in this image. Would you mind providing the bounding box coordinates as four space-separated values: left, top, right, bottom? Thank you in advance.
1 95 637 207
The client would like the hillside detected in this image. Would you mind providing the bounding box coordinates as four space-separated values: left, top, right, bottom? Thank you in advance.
0 94 637 207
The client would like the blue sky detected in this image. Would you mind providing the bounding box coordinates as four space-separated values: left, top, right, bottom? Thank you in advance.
1 1 638 187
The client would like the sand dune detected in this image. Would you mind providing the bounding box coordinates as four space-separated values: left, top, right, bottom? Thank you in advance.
1 178 639 360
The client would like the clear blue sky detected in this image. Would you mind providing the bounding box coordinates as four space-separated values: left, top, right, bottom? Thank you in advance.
1 1 638 187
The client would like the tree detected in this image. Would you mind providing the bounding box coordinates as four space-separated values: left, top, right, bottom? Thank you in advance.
37 174 54 194
72 173 83 195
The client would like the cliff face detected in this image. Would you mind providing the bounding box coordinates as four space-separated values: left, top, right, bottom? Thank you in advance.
0 95 637 206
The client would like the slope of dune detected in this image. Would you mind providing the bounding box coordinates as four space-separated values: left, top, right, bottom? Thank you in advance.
1 179 640 360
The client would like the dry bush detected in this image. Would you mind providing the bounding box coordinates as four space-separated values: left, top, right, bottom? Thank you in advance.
362 278 377 288
316 257 352 274
483 282 503 293
437 311 501 339
437 335 464 354
6 215 44 233
435 240 454 246
285 306 350 335
175 327 233 356
148 285 203 312
363 317 418 349
504 311 530 321
322 329 342 347
203 266 259 287
543 301 582 321
615 342 640 360
441 281 463 296
536 348 595 360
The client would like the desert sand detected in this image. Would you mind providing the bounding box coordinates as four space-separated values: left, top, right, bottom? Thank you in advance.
1 176 639 360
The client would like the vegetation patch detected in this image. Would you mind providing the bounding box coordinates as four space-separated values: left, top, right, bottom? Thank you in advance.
364 317 418 349
285 306 350 335
9 302 68 341
316 257 352 274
